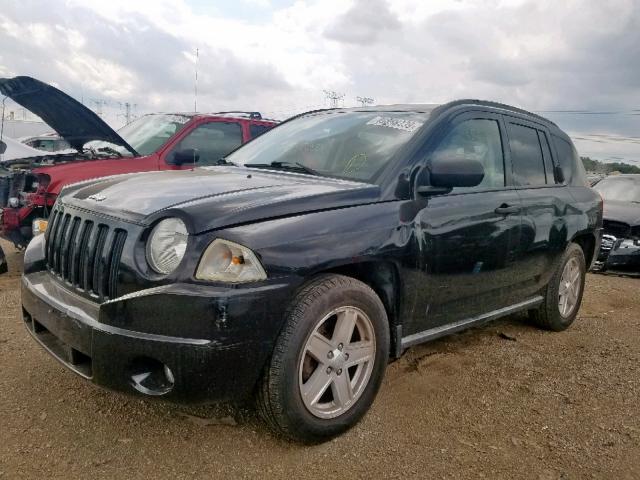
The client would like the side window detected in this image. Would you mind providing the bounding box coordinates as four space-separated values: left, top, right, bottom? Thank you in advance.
431 118 505 191
250 124 272 139
508 123 546 186
174 122 243 166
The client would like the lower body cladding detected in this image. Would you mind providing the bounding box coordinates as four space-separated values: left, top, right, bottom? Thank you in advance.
21 271 295 402
593 234 640 275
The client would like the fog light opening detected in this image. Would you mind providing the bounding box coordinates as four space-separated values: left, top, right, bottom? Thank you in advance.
128 357 175 396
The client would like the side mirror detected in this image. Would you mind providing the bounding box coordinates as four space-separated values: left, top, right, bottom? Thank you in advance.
168 148 200 166
418 155 485 195
554 165 565 184
0 141 6 155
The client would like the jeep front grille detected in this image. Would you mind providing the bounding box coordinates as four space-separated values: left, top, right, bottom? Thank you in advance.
45 209 127 301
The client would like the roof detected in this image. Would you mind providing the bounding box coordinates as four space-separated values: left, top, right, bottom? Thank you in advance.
299 100 557 127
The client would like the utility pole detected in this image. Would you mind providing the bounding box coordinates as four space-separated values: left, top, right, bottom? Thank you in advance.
323 90 345 108
356 96 374 107
92 99 106 117
124 102 132 124
194 47 199 112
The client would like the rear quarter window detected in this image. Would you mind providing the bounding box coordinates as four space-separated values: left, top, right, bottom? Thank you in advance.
552 135 587 186
250 124 272 139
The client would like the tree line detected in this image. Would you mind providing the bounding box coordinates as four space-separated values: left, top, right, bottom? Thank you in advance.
581 157 640 174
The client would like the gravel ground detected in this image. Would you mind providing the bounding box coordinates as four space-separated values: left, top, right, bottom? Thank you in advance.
1 239 639 479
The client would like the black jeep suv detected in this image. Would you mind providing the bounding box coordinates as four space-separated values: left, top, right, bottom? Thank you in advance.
21 101 602 442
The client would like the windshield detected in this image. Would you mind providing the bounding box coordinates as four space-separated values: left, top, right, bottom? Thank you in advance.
228 110 432 182
85 114 192 157
594 176 640 203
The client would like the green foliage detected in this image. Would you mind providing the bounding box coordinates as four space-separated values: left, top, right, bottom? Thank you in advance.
581 157 640 174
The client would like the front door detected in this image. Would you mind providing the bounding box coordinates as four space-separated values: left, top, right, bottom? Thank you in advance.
404 113 523 335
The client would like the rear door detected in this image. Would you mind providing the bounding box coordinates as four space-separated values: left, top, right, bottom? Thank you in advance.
406 111 523 334
504 117 571 299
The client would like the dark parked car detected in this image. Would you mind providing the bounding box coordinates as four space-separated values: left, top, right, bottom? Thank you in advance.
592 174 640 273
21 101 602 442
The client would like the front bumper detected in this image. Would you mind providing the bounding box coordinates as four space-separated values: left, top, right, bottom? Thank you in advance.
594 236 640 274
0 206 32 247
21 270 295 403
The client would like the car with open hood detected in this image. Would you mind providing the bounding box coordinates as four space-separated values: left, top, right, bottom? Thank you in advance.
592 174 640 273
0 75 277 260
0 136 48 162
21 100 602 442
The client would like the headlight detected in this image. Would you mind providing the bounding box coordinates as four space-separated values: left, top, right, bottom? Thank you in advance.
146 218 188 274
619 238 640 248
195 239 266 282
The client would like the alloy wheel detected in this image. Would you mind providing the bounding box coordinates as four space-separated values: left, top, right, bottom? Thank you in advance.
298 306 376 419
558 257 582 318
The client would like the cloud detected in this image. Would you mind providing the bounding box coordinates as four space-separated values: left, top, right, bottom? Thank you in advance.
324 0 401 45
0 0 639 161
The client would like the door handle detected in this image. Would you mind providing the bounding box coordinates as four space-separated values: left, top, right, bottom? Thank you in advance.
494 204 520 215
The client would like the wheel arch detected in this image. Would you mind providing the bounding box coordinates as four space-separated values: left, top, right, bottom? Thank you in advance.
319 260 403 359
570 231 596 268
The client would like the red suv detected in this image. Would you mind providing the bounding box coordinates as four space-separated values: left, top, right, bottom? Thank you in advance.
0 76 277 263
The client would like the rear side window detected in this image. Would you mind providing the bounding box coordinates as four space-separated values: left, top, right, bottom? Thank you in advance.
250 124 272 139
174 122 243 166
508 123 547 186
553 135 587 185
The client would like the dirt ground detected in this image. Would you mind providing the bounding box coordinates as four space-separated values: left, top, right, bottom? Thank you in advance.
0 239 638 480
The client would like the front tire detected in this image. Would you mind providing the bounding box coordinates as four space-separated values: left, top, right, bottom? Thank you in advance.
530 243 586 331
257 274 389 443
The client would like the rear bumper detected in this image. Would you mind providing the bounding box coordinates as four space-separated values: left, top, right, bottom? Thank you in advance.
21 270 294 403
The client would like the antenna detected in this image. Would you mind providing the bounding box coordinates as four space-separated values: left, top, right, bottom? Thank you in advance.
356 96 374 107
194 48 199 113
323 90 345 108
0 97 6 145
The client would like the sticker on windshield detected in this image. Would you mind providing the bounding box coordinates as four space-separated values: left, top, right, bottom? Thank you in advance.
366 116 423 132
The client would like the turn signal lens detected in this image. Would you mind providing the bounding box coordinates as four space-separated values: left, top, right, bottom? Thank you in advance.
196 239 266 283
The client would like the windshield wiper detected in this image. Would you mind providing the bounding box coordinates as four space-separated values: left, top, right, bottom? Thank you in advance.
245 161 322 176
216 157 237 166
85 146 122 158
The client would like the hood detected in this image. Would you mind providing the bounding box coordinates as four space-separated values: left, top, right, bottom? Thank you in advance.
61 167 381 233
0 76 136 154
603 200 640 226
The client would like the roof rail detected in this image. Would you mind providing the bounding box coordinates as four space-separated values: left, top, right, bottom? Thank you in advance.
211 111 263 120
433 99 558 127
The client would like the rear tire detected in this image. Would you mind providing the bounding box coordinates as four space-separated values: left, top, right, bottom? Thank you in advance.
257 274 389 443
529 243 586 331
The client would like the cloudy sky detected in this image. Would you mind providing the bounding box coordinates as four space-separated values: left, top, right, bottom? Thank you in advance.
1 0 639 162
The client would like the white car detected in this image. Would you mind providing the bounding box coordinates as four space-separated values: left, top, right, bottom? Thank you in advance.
0 136 47 162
